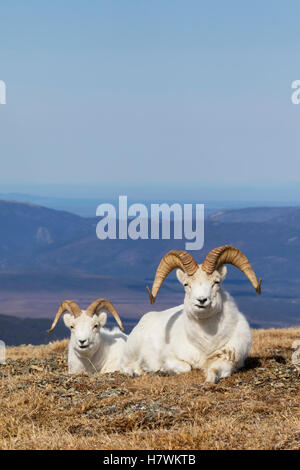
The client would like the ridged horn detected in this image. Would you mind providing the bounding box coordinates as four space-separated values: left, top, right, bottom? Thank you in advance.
47 300 82 333
202 245 262 294
86 299 124 331
146 250 199 304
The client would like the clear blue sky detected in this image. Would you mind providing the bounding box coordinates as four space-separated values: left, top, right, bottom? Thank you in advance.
0 1 299 197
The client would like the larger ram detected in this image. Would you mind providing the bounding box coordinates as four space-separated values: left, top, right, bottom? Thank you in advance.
122 245 261 383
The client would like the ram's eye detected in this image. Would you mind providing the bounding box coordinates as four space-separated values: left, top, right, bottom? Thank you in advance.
93 324 99 329
184 283 189 287
70 325 74 329
214 281 220 286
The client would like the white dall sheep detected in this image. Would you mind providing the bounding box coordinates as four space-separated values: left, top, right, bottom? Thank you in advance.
48 299 127 374
122 246 261 383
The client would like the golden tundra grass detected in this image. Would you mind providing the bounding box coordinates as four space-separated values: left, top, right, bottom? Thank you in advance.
0 328 299 450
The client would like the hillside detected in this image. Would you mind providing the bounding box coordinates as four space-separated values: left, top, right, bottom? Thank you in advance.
0 199 300 333
1 199 300 279
209 206 300 224
0 199 94 269
0 327 299 450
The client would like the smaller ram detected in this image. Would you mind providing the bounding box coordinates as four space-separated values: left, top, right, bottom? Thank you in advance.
48 299 127 374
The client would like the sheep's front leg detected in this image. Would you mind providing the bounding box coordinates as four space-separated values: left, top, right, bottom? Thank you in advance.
121 363 144 377
68 359 87 374
163 358 192 375
205 361 235 384
68 348 88 374
205 349 237 384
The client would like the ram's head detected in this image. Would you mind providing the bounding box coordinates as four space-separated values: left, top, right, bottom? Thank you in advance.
48 299 124 356
146 245 261 319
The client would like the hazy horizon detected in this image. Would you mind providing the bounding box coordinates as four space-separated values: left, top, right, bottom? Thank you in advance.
1 181 300 217
1 180 300 202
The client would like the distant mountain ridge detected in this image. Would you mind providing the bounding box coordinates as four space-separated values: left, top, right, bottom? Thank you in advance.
209 206 300 224
2 198 300 277
0 199 94 270
0 199 299 341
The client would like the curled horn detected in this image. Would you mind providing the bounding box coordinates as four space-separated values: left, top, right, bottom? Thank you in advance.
202 245 262 294
47 300 82 333
146 250 199 304
86 299 124 331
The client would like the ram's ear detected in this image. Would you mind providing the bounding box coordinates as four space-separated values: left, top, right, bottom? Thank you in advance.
98 312 107 327
63 313 73 329
176 269 188 285
217 265 227 281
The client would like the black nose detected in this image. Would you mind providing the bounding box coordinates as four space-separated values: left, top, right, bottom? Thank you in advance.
79 340 86 345
198 298 208 305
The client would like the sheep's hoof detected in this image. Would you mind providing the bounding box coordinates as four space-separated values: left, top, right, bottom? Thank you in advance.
205 369 220 384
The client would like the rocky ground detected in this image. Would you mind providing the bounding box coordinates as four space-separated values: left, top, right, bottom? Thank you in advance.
0 328 299 450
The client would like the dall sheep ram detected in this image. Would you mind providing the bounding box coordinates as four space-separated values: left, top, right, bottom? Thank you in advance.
48 299 127 374
122 246 261 383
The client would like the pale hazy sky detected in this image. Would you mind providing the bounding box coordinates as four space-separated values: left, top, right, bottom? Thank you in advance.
0 1 300 193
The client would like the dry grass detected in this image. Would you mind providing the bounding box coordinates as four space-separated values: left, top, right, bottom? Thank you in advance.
1 328 300 450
